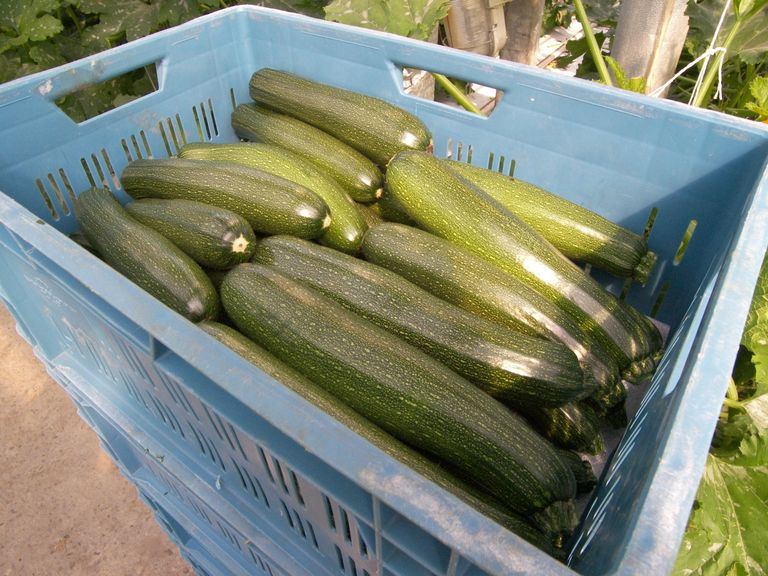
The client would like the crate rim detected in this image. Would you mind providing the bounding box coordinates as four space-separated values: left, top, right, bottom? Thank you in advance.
2 5 768 141
2 6 768 576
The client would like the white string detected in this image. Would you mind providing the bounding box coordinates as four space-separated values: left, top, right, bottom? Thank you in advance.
649 47 726 98
688 0 731 104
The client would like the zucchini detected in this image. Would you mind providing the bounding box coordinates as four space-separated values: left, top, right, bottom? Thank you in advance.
248 68 432 166
69 232 98 256
220 264 576 515
74 187 219 322
384 151 662 373
355 202 384 228
231 104 384 203
198 320 555 554
523 401 604 455
555 449 597 495
205 268 228 290
446 159 658 284
120 158 330 239
125 198 256 270
587 374 627 416
179 143 366 254
360 223 621 397
371 192 418 226
253 235 596 409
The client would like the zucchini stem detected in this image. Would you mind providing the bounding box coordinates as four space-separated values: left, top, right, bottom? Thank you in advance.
573 0 612 87
432 73 483 115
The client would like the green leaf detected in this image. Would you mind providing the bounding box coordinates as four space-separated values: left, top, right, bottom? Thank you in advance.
741 249 768 354
324 0 451 41
28 43 67 67
0 52 22 83
729 428 768 465
673 438 768 575
748 73 768 107
0 0 63 54
157 0 200 26
687 0 768 64
24 13 63 42
712 411 755 456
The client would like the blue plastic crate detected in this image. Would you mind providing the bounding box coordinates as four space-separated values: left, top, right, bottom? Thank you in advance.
1 7 768 576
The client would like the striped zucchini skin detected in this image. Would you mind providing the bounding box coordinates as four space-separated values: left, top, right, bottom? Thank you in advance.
252 235 596 409
125 199 256 270
360 223 621 399
198 320 555 553
231 104 384 203
355 202 384 228
523 402 605 455
120 158 330 239
220 264 576 515
74 187 219 322
179 143 366 254
555 450 597 495
384 151 662 371
446 160 658 284
248 68 432 166
371 192 418 226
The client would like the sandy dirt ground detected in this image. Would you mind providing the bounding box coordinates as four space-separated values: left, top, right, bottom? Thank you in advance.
0 304 193 576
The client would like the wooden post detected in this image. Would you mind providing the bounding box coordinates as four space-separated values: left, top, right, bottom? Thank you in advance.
499 0 545 65
611 0 689 95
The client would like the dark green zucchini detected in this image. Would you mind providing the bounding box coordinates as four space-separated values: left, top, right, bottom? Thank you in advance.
178 143 366 254
249 68 432 166
587 375 627 416
231 104 384 203
220 264 576 515
69 232 98 256
355 202 384 228
446 159 658 284
205 268 228 290
125 198 256 270
252 235 596 409
384 151 662 374
74 187 219 322
120 158 330 239
371 192 418 226
555 449 597 494
523 401 605 455
198 320 555 553
360 223 621 397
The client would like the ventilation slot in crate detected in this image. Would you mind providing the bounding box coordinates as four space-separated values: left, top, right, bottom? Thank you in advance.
247 544 276 576
231 457 271 509
147 393 185 438
34 170 76 221
155 368 200 420
188 423 226 471
121 131 153 162
192 98 219 142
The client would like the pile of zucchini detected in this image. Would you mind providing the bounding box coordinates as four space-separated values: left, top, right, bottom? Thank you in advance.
72 68 664 558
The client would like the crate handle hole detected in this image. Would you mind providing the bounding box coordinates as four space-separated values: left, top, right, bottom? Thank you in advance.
54 62 159 123
401 66 503 117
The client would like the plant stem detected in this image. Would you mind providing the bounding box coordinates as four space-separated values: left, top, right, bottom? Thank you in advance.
432 73 483 115
723 397 746 411
727 377 740 403
67 5 84 36
692 17 741 108
573 0 612 86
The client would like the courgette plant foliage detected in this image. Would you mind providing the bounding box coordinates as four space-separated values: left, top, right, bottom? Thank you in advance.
673 251 768 575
